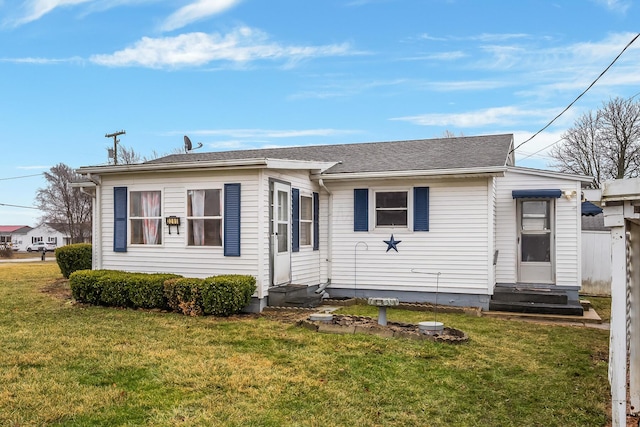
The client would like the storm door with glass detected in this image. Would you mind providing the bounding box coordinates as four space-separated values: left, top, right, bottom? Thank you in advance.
272 182 291 285
517 199 554 283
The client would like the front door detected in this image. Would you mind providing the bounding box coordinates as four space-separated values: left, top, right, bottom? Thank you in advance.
517 199 554 283
272 182 291 285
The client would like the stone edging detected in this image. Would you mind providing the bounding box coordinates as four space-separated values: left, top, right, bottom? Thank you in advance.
297 314 469 344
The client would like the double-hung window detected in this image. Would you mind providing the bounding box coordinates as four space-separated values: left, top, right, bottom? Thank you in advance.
187 189 222 246
130 191 162 245
375 191 408 227
300 195 313 246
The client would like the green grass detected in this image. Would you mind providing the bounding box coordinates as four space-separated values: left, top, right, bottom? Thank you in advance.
0 263 610 426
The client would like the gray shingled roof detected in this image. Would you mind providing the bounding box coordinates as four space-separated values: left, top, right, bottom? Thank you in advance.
147 134 514 174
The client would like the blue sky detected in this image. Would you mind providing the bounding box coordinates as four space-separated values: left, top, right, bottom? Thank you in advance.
1 0 639 226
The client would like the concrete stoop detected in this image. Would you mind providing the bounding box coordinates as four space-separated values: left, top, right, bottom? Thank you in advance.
267 284 323 308
489 285 584 317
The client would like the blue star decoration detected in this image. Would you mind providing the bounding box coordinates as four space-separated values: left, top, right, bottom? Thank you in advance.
383 234 402 252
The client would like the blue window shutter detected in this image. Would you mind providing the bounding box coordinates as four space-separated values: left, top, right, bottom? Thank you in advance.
313 192 319 250
354 189 368 232
114 186 128 252
224 183 241 257
414 187 429 231
292 188 300 253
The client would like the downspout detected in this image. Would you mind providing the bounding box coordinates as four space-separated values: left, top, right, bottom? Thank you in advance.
86 173 101 270
315 178 332 294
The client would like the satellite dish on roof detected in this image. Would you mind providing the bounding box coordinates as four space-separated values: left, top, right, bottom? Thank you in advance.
184 135 203 153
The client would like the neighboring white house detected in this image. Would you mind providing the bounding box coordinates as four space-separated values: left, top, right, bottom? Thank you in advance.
25 223 71 250
0 225 32 251
75 134 591 312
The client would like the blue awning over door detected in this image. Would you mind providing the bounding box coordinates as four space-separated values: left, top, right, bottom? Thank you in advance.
512 189 562 199
581 200 603 216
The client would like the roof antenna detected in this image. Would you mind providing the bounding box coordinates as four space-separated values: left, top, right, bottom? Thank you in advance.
184 135 203 153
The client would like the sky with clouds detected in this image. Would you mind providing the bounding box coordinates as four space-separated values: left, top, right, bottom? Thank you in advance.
0 0 639 226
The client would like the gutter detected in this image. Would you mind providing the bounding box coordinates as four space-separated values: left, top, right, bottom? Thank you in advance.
311 166 507 181
316 179 332 294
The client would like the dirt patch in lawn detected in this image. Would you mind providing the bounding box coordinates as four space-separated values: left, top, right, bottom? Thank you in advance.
40 278 72 301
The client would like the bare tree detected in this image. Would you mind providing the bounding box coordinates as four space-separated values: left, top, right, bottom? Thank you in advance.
551 97 640 187
115 144 142 164
35 163 92 243
441 130 465 138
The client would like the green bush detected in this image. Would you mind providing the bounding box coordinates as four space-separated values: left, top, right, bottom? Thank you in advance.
56 244 92 278
127 273 177 309
69 270 179 309
200 275 256 316
69 269 110 305
164 278 205 316
164 275 256 316
69 269 255 316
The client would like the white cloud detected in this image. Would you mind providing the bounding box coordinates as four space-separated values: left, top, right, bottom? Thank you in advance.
391 106 559 128
160 0 241 32
11 0 93 26
90 27 353 68
592 0 631 13
0 56 82 64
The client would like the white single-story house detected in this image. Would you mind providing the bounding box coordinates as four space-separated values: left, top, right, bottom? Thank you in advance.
25 223 71 251
0 225 32 250
75 134 591 312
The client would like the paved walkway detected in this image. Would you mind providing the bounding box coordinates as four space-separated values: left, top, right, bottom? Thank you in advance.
0 257 56 263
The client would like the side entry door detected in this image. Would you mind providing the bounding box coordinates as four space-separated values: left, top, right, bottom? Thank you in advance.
272 182 291 285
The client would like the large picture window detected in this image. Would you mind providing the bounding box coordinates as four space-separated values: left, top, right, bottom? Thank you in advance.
130 191 162 245
187 189 222 246
375 191 408 227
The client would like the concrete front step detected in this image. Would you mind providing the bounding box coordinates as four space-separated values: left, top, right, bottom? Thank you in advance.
492 288 568 305
268 284 322 308
488 300 584 316
283 295 323 308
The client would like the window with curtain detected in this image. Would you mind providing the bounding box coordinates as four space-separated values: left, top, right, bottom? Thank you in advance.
187 189 222 246
300 195 313 246
130 191 162 244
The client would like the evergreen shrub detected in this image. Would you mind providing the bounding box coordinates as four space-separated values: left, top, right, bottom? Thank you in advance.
56 244 92 278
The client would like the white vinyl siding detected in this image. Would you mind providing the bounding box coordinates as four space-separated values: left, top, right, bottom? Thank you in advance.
263 170 323 289
97 170 262 286
327 178 491 295
494 169 581 286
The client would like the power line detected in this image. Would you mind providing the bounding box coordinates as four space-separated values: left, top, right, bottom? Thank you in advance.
512 32 640 154
0 202 39 210
519 138 563 161
0 173 44 181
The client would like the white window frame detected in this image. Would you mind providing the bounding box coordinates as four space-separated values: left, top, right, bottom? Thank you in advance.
129 190 163 245
300 194 313 247
186 188 223 247
373 189 411 230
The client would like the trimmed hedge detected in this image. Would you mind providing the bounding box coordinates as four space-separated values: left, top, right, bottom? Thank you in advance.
56 244 92 278
70 270 256 316
201 275 256 316
164 275 256 316
69 270 180 309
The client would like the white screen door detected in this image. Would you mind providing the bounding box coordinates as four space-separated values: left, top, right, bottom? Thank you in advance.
517 199 554 283
272 182 291 285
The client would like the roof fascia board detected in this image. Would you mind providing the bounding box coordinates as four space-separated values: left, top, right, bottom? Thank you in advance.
312 166 507 181
508 166 593 183
77 158 340 176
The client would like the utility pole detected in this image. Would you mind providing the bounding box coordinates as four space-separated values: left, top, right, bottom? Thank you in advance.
105 130 126 165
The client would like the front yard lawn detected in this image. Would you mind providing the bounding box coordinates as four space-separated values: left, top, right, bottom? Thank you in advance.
0 263 610 426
